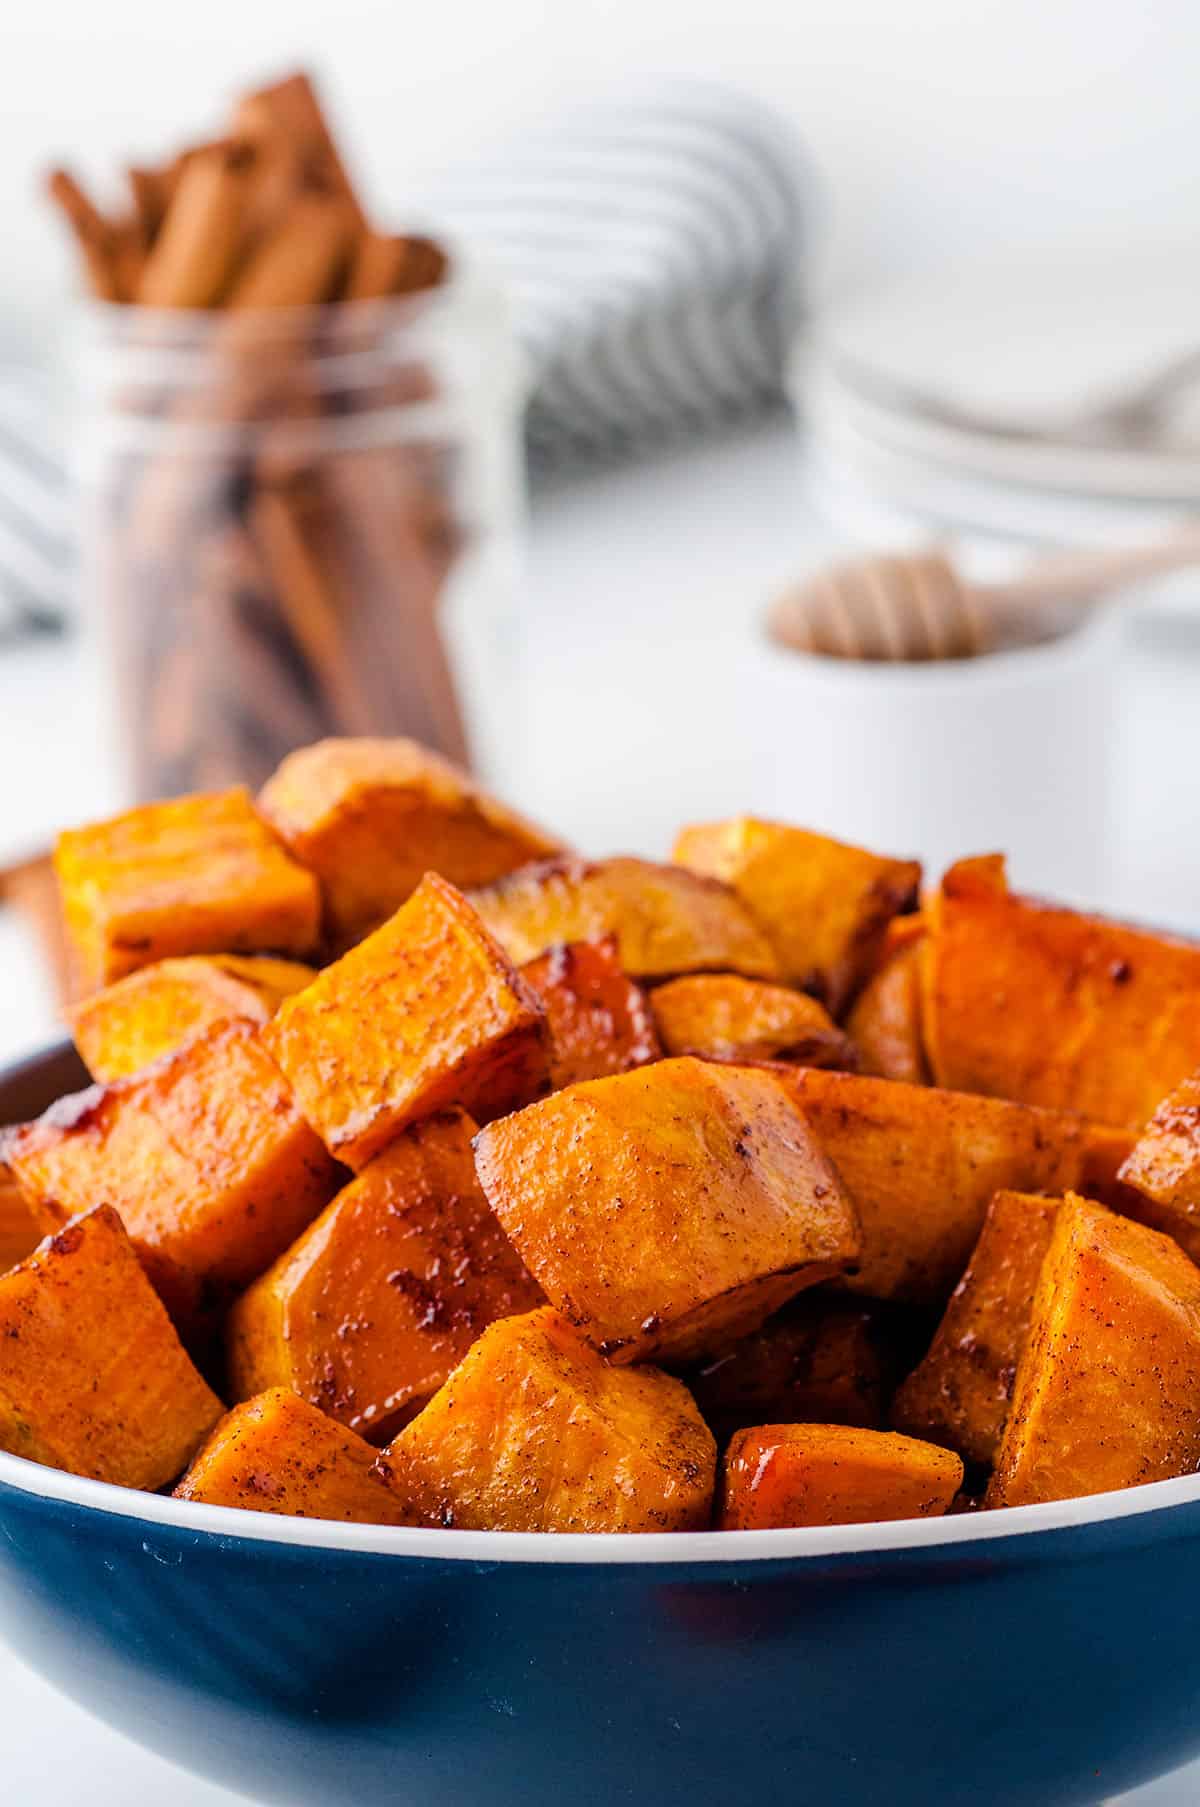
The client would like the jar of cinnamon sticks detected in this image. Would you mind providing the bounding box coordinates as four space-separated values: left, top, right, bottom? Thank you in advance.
55 72 524 798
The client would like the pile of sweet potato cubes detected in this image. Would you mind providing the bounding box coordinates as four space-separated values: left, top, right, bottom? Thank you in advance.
5 736 1200 1533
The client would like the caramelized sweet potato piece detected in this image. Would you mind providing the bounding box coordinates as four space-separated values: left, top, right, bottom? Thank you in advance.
0 1206 222 1488
521 937 661 1089
988 1195 1200 1507
384 1307 715 1532
469 856 779 981
845 932 930 1084
0 1162 43 1274
175 1388 411 1523
228 1109 543 1440
69 954 316 1082
720 1423 962 1529
474 1057 860 1366
673 817 920 1013
924 855 1200 1130
258 737 565 952
1118 1070 1200 1262
54 786 321 993
777 1068 1091 1305
689 1295 905 1446
4 1021 338 1292
265 873 548 1170
650 974 855 1068
891 1190 1061 1466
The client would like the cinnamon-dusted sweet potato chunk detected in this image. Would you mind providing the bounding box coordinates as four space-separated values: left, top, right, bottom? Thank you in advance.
265 873 548 1170
689 1295 905 1446
720 1424 962 1529
1118 1070 1200 1262
988 1195 1200 1507
924 855 1200 1130
777 1068 1091 1305
69 954 315 1082
4 1021 338 1292
0 1162 42 1274
258 737 565 952
175 1389 411 1523
469 856 779 981
650 974 854 1068
0 1206 222 1488
54 786 321 993
384 1307 716 1532
891 1190 1061 1466
521 937 661 1089
228 1109 543 1440
845 924 930 1084
474 1057 860 1365
672 817 920 1013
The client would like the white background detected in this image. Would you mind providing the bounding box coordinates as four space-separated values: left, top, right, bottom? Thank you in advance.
3 4 1200 1800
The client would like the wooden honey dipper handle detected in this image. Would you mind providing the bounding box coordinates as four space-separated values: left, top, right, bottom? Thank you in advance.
975 518 1200 613
769 523 1200 663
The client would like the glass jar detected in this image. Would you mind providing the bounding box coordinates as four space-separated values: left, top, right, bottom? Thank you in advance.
75 266 525 800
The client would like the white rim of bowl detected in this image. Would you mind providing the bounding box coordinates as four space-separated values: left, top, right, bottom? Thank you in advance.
2 1445 1200 1564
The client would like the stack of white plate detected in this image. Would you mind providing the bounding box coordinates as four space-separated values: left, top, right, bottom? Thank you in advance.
795 244 1200 601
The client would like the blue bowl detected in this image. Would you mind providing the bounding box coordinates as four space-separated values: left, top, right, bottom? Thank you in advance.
1 1044 1198 1806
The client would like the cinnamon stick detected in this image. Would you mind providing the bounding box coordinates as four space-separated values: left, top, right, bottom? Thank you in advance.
227 193 357 310
233 70 366 229
137 140 257 307
45 168 121 300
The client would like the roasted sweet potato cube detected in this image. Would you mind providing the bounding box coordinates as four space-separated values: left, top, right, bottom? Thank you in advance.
689 1294 907 1446
4 1021 338 1292
845 930 930 1084
0 1206 223 1488
650 974 854 1068
469 856 779 981
521 937 661 1089
1118 1070 1200 1262
228 1109 543 1440
474 1057 860 1365
54 787 321 993
265 873 548 1170
987 1195 1200 1507
673 817 920 1013
924 855 1200 1130
891 1190 1061 1466
384 1307 716 1532
720 1424 963 1529
69 954 316 1082
175 1389 412 1523
777 1068 1091 1305
258 737 565 952
0 1162 42 1274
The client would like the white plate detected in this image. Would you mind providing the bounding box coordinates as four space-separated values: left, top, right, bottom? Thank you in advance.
808 243 1200 503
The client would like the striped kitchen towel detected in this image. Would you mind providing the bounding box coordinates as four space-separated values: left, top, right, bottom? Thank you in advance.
427 80 808 471
0 79 807 637
0 374 71 643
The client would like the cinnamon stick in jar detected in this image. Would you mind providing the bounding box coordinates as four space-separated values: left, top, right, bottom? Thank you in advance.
56 66 475 806
137 140 257 308
45 169 122 301
227 193 357 312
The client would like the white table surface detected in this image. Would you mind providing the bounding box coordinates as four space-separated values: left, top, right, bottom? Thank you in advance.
0 415 1197 1804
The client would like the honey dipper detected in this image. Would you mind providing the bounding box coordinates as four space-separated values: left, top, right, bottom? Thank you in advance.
767 524 1200 662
